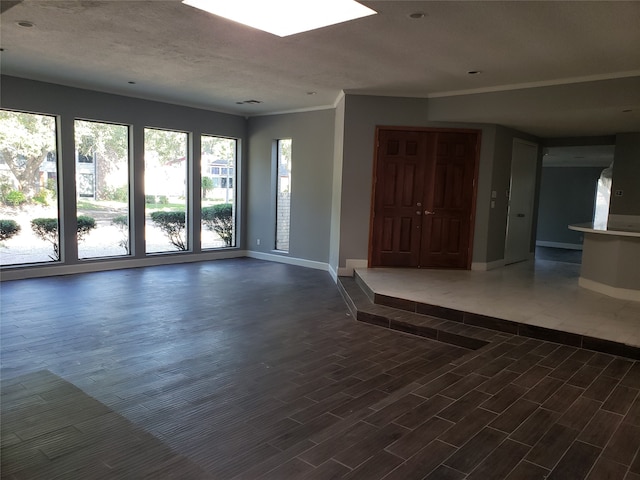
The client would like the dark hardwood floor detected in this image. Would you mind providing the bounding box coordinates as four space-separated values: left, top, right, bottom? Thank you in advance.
1 258 639 479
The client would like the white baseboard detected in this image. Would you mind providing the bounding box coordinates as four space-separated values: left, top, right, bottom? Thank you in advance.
2 249 334 282
471 259 505 271
245 250 330 272
0 249 247 281
328 265 338 282
536 241 583 250
579 277 640 302
337 259 368 277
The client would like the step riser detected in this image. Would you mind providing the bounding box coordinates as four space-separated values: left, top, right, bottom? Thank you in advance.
341 275 640 360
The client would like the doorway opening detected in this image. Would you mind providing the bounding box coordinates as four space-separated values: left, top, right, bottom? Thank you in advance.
534 144 614 265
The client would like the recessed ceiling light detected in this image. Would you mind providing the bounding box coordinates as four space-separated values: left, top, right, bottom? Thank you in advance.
182 0 377 37
467 70 482 75
307 91 317 95
17 20 34 28
409 13 426 19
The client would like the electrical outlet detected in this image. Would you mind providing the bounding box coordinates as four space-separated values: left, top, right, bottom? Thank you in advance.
256 238 261 245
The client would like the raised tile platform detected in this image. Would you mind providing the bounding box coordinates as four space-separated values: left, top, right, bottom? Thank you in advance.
338 270 640 360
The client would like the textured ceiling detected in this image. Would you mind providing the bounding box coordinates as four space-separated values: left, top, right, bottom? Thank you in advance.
1 1 639 137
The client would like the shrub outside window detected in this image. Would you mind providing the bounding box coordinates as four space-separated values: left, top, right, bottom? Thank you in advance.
75 119 131 259
144 128 189 254
201 135 236 249
0 110 60 265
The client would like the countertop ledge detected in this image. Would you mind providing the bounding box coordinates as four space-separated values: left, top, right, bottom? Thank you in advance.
569 223 640 238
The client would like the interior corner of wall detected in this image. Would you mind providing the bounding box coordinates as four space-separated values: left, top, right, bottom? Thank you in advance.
328 264 338 282
338 258 368 277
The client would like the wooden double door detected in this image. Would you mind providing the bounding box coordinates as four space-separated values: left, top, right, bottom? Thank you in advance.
370 128 480 269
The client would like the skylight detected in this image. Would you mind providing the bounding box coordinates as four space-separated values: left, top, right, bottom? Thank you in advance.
182 0 377 37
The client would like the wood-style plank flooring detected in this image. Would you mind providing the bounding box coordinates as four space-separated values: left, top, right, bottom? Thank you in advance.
1 259 639 479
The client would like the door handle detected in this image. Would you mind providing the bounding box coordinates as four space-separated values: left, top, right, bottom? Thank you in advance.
516 213 525 217
424 210 435 215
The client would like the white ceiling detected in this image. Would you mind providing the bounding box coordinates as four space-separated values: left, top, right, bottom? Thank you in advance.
1 1 639 138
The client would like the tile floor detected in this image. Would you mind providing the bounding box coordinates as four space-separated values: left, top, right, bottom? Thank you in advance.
1 258 639 479
1 371 209 479
355 258 640 348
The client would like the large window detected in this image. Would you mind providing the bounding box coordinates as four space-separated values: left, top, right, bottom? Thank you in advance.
144 128 189 254
1 106 243 274
0 110 60 265
75 120 130 259
201 135 236 249
275 139 292 252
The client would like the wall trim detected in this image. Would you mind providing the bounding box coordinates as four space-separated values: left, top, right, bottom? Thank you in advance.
337 259 368 277
328 265 338 282
579 277 640 302
245 250 330 272
536 241 583 250
427 69 640 99
471 259 506 271
248 90 344 117
249 103 337 118
0 249 247 281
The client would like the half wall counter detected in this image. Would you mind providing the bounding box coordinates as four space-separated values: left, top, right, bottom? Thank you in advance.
569 219 640 301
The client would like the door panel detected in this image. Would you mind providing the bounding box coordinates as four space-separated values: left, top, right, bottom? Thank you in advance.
420 132 477 268
371 129 478 269
371 130 427 267
382 163 397 204
505 140 538 265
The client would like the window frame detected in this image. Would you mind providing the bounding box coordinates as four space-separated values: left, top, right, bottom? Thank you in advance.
0 108 62 266
275 138 292 253
200 134 238 250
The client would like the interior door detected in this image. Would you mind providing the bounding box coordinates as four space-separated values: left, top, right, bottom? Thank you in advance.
370 128 479 269
504 139 539 265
